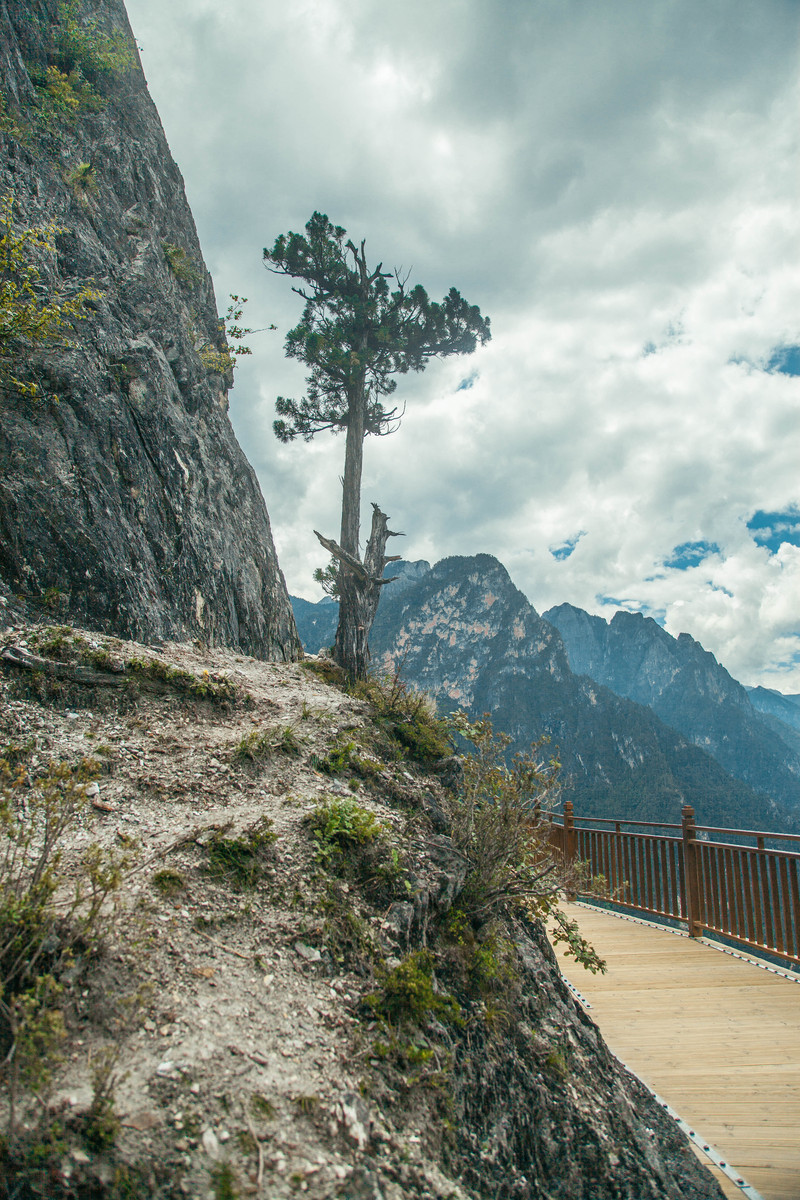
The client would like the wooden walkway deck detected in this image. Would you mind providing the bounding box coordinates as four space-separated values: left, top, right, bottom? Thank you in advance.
552 903 800 1200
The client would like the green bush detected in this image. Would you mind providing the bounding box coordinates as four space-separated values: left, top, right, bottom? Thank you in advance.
53 1 137 80
366 950 462 1028
305 796 384 868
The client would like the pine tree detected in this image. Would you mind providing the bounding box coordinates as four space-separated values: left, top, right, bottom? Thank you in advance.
265 212 490 680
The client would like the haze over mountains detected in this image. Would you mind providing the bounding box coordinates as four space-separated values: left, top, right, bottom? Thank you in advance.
292 557 800 832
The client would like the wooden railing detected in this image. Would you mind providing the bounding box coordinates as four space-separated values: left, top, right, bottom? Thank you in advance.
548 802 800 969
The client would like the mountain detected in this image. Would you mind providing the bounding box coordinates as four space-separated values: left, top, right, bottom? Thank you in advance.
291 594 338 653
747 686 800 732
546 604 800 813
360 556 792 830
0 0 299 660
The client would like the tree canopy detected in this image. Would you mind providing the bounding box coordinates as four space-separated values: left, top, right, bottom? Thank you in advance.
266 212 491 449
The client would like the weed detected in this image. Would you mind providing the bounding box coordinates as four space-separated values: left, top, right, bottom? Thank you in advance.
0 755 133 1137
250 1093 276 1119
210 1162 239 1200
311 738 380 781
29 625 84 660
162 242 200 288
292 1093 318 1115
317 882 379 971
82 1044 121 1150
65 161 97 202
306 796 383 867
204 817 277 889
544 1048 568 1080
126 656 238 704
353 670 451 764
151 868 186 898
234 723 303 762
301 658 345 687
366 950 462 1028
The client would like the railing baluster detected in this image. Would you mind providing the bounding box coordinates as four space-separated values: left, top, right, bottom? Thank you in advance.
721 846 734 936
701 843 717 934
778 856 794 960
732 847 746 942
789 858 800 962
770 855 787 955
761 852 777 951
669 839 680 920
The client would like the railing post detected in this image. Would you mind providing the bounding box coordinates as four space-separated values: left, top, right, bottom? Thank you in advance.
681 804 702 938
563 800 576 865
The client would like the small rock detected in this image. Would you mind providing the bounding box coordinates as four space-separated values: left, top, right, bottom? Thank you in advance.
71 1149 91 1164
294 942 322 962
156 1060 176 1076
218 1128 231 1143
201 1127 222 1160
339 1091 372 1151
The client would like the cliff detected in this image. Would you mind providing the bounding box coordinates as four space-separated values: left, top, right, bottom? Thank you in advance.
0 0 300 660
0 612 725 1198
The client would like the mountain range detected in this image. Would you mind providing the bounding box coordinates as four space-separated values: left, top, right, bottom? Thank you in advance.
292 557 800 832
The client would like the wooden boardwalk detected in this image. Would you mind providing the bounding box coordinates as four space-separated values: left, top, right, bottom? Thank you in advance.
552 903 800 1200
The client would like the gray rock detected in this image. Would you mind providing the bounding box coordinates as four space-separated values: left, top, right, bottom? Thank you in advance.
0 0 300 662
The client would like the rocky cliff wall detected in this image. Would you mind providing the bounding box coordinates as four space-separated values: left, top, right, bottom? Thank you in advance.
0 0 300 660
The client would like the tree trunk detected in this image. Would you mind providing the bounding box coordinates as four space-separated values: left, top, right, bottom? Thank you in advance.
315 504 402 681
339 386 365 557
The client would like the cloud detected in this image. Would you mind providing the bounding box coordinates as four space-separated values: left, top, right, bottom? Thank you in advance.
125 0 800 689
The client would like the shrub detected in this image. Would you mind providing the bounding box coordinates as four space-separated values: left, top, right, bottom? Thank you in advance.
197 295 254 377
445 714 606 973
0 753 133 1135
0 192 99 400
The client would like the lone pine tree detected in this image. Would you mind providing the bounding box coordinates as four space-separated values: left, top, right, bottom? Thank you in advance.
264 212 490 680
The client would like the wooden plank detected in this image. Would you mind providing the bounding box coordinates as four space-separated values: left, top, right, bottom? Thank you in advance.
552 903 800 1200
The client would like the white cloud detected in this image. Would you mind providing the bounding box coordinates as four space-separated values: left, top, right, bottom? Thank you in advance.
124 0 800 689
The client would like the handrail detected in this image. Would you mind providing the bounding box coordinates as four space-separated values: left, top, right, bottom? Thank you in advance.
546 802 800 968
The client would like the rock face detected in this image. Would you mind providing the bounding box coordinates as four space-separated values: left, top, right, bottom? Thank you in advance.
0 0 300 660
368 556 793 830
547 604 800 813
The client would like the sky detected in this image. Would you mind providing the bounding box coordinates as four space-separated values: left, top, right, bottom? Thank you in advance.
123 0 800 692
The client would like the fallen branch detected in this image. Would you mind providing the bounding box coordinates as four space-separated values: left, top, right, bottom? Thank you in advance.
194 927 253 960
